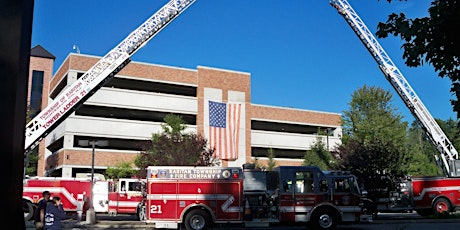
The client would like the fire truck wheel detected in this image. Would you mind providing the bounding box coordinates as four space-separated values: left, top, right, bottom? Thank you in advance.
137 205 146 221
23 201 35 221
184 209 212 230
309 208 338 230
434 198 451 214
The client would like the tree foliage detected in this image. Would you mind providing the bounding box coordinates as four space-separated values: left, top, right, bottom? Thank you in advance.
437 118 460 149
134 114 219 177
303 136 334 170
25 150 38 176
337 139 404 177
376 0 460 118
250 148 278 171
338 85 460 177
405 120 441 176
342 85 407 147
266 148 277 171
251 157 263 169
338 85 409 175
24 106 38 176
106 162 137 179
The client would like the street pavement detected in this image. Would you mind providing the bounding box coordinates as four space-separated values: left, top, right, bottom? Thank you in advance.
25 213 151 229
24 212 460 230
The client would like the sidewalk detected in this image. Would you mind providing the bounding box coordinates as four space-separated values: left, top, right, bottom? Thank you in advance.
63 220 154 229
25 219 154 230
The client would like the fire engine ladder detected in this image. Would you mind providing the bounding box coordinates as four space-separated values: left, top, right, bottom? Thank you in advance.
329 0 460 177
24 0 196 154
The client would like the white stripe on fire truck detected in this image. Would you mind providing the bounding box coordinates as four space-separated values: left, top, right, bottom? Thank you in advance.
279 205 360 213
279 206 312 212
413 186 460 201
146 194 233 200
225 207 242 213
23 187 80 207
107 201 141 207
146 194 242 213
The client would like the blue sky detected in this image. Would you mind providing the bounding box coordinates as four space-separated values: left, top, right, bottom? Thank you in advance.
31 0 455 124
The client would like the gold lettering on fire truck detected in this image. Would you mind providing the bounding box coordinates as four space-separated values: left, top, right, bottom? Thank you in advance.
166 169 224 179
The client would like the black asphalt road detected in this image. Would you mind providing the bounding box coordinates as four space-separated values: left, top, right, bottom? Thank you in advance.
25 212 460 230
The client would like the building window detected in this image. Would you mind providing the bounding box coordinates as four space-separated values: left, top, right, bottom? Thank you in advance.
30 70 44 117
251 147 305 159
251 120 334 135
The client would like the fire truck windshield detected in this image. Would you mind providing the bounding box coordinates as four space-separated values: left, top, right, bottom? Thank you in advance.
350 176 362 194
325 171 363 195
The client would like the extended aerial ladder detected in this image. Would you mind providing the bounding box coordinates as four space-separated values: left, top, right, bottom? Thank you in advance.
330 0 460 177
24 0 196 155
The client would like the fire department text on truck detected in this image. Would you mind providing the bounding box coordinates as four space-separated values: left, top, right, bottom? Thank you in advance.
153 169 230 179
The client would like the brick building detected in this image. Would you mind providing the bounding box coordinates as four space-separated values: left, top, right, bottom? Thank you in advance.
29 45 342 177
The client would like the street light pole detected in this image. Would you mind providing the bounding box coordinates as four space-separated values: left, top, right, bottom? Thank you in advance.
87 140 96 224
77 139 108 224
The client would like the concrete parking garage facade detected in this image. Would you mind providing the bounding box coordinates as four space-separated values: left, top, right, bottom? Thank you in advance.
29 46 342 177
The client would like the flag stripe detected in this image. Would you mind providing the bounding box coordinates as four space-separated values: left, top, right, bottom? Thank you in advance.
232 104 241 159
228 107 233 160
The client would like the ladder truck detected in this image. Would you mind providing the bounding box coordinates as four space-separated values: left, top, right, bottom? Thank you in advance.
23 0 196 173
330 0 460 216
330 0 460 178
144 164 372 230
22 0 196 221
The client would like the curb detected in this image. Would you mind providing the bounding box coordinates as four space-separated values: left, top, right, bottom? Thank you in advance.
369 218 460 224
60 218 460 229
62 220 153 229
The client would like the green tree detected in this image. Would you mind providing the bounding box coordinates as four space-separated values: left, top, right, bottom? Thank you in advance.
161 113 187 135
251 157 264 170
250 149 278 170
437 118 460 150
337 138 404 177
405 120 440 176
24 151 38 176
338 85 409 175
266 148 277 171
106 162 137 179
303 136 334 170
376 0 460 118
24 107 38 176
135 114 219 177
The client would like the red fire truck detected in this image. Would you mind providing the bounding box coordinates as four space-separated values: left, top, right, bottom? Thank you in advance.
143 164 372 230
22 175 145 221
411 177 460 215
360 174 460 216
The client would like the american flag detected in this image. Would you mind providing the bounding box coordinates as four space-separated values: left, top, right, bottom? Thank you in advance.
209 101 241 160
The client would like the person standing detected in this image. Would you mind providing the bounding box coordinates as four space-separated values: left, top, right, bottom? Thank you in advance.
34 190 51 229
44 196 67 230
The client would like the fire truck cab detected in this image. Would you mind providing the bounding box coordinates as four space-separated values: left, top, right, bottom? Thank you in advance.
269 167 371 228
22 176 145 221
107 178 145 218
144 164 371 230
